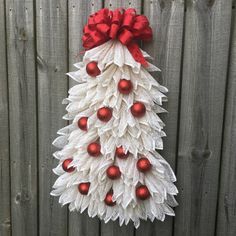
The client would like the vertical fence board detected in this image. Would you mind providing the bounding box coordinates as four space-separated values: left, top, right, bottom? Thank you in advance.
174 0 232 236
216 5 236 236
104 0 142 12
68 1 102 236
36 1 68 235
5 0 38 235
137 0 184 235
0 0 11 235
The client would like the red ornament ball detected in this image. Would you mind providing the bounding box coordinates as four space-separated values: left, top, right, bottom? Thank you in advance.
118 79 133 95
104 191 116 206
87 142 101 157
86 61 101 77
77 117 88 131
106 165 121 180
97 107 112 122
78 182 90 195
136 185 151 200
62 158 75 173
137 157 152 173
115 146 129 159
131 102 146 118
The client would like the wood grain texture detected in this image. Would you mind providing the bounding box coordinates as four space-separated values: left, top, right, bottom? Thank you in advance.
136 0 184 235
104 0 142 13
0 0 11 235
36 1 68 235
5 0 38 235
174 0 232 236
68 1 102 236
216 5 236 236
1 0 236 235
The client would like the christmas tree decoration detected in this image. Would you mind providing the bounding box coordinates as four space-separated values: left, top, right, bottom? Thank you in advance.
115 146 129 159
87 142 101 157
51 8 178 228
78 182 90 195
136 185 151 200
136 157 152 172
62 158 75 173
131 102 146 118
106 165 121 179
77 117 88 131
104 191 116 206
86 61 101 77
118 79 133 94
97 107 112 122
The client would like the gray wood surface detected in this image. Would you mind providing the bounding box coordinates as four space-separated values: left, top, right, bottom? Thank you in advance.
104 0 142 12
137 0 184 235
67 1 102 236
36 1 68 235
1 1 236 235
175 0 232 236
5 0 38 235
216 5 236 236
0 0 11 235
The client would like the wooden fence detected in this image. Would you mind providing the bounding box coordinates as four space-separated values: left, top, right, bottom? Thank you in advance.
0 0 236 235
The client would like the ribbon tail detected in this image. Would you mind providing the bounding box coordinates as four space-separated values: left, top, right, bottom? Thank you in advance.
127 42 148 67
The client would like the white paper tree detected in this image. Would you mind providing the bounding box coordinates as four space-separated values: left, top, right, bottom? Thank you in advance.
51 40 178 228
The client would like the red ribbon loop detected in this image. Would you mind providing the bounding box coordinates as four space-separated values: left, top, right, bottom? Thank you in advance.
82 8 153 66
118 29 133 45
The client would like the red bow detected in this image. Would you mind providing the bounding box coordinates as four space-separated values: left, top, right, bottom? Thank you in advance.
82 8 153 66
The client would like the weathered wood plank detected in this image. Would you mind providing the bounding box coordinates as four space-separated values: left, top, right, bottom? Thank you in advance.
216 5 236 236
136 0 184 235
0 0 11 235
174 0 232 236
36 1 68 235
68 0 103 63
68 1 102 235
5 0 38 235
104 0 142 12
